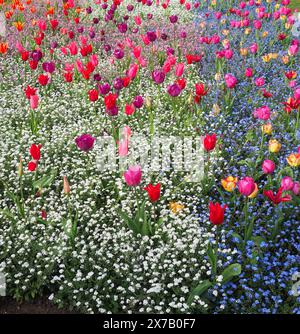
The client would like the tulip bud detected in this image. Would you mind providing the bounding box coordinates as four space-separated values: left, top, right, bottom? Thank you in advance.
63 176 71 194
145 96 152 109
188 93 194 105
214 72 222 81
212 103 221 115
18 156 23 177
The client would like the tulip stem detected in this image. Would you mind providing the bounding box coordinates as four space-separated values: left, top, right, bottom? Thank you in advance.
295 108 300 139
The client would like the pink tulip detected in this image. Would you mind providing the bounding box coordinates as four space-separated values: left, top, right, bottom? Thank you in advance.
124 165 142 187
68 41 78 55
245 68 253 77
262 159 275 174
137 56 147 67
128 64 139 79
289 44 299 56
175 63 184 77
255 77 265 87
281 176 294 191
253 106 271 120
292 182 300 195
238 177 256 196
90 54 98 67
249 43 258 54
224 74 237 89
253 20 262 30
224 49 233 59
118 139 129 157
134 16 142 26
30 95 39 109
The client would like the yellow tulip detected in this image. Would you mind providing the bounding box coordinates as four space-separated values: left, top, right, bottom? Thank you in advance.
262 123 272 135
221 176 238 192
269 139 281 153
287 153 300 167
169 202 185 214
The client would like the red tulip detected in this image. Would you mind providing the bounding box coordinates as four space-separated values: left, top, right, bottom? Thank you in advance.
88 89 99 102
30 144 42 160
195 83 208 97
144 183 161 202
104 93 117 110
28 161 37 172
38 74 49 86
209 202 227 225
203 133 217 151
263 187 292 205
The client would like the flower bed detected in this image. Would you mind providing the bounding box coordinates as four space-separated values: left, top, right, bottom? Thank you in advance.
0 0 299 314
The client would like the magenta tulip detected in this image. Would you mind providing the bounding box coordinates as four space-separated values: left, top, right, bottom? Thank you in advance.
75 134 96 152
281 176 294 191
238 177 256 196
224 74 237 89
262 160 275 174
124 165 142 187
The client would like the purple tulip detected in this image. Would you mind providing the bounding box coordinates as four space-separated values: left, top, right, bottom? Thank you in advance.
42 61 55 74
133 95 144 108
167 83 181 97
152 69 165 84
98 83 110 95
146 31 157 42
113 77 124 90
106 106 119 117
75 134 96 152
169 15 178 24
117 22 127 33
114 48 124 59
31 50 43 62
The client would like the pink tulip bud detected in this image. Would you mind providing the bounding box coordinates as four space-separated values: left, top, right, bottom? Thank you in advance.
30 95 39 109
262 159 275 174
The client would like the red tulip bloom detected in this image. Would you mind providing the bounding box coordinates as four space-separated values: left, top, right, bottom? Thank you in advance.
24 85 37 99
104 93 117 110
28 161 37 172
203 133 217 151
195 83 208 97
209 202 227 225
89 89 99 102
64 72 73 82
38 74 49 86
144 183 161 202
263 187 292 205
29 144 42 161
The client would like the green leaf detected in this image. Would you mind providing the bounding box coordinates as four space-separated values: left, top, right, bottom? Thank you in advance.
251 236 265 247
231 232 243 243
207 243 217 275
33 172 56 190
221 263 242 284
187 280 213 305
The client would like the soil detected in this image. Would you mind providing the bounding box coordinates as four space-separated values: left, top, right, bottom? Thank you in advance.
0 297 77 314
